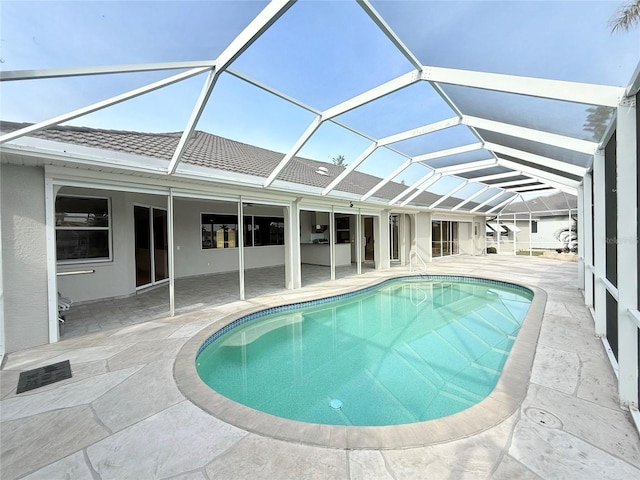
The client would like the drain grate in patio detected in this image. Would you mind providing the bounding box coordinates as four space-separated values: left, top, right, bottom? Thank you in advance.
16 360 72 394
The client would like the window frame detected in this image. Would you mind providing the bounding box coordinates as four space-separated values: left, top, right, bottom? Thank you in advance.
55 194 112 264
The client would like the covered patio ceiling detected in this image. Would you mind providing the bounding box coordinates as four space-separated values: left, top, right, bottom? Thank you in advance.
1 0 638 213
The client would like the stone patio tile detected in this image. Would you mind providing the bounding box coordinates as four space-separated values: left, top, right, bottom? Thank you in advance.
44 344 133 368
491 455 543 480
0 366 141 421
163 472 208 480
0 369 20 399
542 300 574 318
0 406 110 479
87 401 247 480
537 320 602 357
577 354 620 409
509 417 640 479
529 344 580 395
1 257 638 480
101 321 183 343
92 359 185 432
568 306 595 323
205 433 348 480
53 329 115 348
3 359 109 398
522 384 640 467
2 347 71 371
20 450 95 480
168 319 215 339
348 450 394 480
381 413 517 479
106 337 188 370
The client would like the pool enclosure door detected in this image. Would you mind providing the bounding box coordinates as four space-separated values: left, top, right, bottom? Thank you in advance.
134 205 169 288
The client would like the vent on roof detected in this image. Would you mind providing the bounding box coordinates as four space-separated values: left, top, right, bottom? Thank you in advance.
316 166 329 176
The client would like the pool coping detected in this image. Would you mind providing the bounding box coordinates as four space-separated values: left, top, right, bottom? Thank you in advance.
174 271 547 450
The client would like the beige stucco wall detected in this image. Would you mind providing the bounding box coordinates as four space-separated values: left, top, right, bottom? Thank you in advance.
414 212 432 262
56 187 140 303
1 164 49 353
58 194 288 303
173 199 286 278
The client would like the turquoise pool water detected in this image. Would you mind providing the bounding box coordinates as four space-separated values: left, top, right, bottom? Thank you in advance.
196 277 532 426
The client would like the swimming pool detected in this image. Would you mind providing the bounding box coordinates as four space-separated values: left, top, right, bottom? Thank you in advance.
195 276 533 427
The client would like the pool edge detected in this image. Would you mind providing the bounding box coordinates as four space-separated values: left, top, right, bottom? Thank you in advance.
174 271 547 450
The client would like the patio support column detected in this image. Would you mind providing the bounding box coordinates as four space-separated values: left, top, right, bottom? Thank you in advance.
356 211 362 274
568 208 573 254
414 212 433 263
496 215 501 255
237 199 245 300
0 165 3 355
577 186 585 290
513 213 517 256
593 150 606 336
45 178 59 343
529 213 533 256
616 97 638 408
168 190 175 316
483 216 487 255
400 214 408 265
377 211 390 270
285 200 301 289
584 172 594 308
413 213 418 262
330 207 335 281
471 219 476 257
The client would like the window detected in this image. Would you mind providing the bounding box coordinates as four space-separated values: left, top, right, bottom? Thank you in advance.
201 214 285 249
251 216 285 246
201 214 238 249
531 220 538 234
55 195 111 262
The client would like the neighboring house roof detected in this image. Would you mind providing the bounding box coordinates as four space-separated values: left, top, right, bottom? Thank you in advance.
502 191 578 216
0 121 475 210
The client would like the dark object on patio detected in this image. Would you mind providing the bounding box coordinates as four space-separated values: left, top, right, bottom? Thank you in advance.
486 247 497 254
16 360 72 394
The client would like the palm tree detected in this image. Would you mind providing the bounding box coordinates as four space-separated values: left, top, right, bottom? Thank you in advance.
610 0 640 32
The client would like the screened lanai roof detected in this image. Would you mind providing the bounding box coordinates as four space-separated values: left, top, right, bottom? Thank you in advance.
1 1 639 214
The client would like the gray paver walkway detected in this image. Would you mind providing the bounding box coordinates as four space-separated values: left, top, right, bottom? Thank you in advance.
1 256 639 479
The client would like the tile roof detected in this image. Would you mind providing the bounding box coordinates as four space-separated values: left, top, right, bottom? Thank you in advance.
0 121 476 208
502 191 577 215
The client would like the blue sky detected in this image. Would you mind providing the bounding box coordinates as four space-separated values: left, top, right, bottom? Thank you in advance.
1 0 638 195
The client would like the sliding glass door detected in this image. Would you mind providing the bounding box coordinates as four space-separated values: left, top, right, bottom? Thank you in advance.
432 220 460 257
135 205 168 288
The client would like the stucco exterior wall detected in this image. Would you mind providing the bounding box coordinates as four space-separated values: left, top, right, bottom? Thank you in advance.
458 222 473 255
57 194 288 303
173 199 285 278
56 188 138 303
485 217 573 254
1 164 49 353
473 221 486 255
531 217 573 249
414 212 432 262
